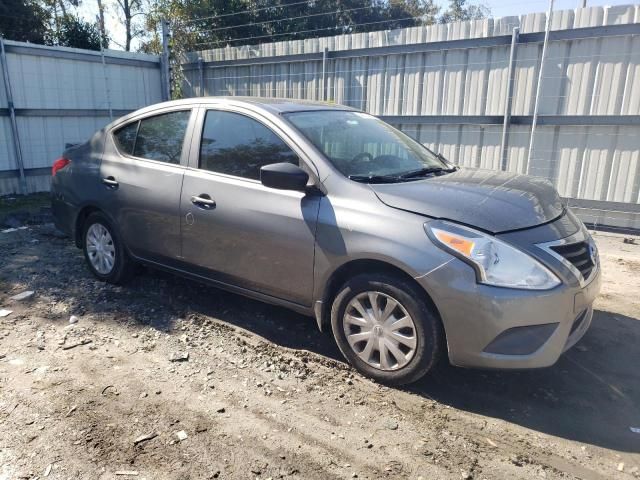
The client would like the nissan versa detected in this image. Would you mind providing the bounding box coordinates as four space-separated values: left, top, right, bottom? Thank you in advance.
51 97 601 385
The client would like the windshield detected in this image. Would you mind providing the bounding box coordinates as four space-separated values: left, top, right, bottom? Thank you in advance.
285 110 451 182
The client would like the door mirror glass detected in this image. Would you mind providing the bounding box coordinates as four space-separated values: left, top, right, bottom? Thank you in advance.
260 163 309 191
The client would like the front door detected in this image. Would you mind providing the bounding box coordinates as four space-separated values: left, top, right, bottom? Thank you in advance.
179 108 320 306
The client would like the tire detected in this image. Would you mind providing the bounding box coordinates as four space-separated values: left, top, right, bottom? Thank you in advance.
82 211 134 284
330 273 443 385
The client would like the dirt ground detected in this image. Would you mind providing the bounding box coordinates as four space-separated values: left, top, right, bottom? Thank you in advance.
1 201 639 479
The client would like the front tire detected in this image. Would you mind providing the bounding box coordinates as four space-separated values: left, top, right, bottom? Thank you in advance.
330 273 443 385
82 212 134 284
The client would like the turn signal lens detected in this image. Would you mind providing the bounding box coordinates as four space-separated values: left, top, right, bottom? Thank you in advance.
426 221 561 290
431 230 475 257
52 157 70 176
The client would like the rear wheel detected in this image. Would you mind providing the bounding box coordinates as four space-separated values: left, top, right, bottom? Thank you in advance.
330 273 443 385
82 212 134 284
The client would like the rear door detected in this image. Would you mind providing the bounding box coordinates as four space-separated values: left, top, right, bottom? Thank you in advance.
179 107 320 306
100 107 195 264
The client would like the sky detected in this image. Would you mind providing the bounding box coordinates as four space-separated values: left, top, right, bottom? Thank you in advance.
78 0 638 52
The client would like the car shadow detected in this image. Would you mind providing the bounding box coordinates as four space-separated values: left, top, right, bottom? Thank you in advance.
410 309 640 453
126 268 640 453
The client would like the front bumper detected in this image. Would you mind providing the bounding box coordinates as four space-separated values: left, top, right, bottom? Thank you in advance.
418 224 601 370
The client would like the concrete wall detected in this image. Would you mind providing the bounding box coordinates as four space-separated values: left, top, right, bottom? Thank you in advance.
182 4 640 230
0 40 163 195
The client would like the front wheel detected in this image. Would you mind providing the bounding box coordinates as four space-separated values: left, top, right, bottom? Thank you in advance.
82 212 134 284
330 273 443 385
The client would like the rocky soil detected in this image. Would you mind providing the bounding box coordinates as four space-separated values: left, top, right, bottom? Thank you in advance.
0 201 639 479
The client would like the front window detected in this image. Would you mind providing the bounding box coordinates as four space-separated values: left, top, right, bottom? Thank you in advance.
285 110 451 183
199 110 299 180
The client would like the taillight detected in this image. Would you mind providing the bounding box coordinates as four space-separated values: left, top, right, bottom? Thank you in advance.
52 157 71 176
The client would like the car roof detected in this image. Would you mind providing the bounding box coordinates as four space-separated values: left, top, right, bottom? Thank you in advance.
148 96 357 114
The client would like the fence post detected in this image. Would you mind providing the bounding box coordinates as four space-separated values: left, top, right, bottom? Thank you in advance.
500 27 519 171
198 58 204 96
96 15 113 122
161 19 171 101
526 0 554 175
0 37 27 194
321 47 328 101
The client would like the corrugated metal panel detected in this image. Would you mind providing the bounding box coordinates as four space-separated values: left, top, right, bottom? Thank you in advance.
184 3 640 229
0 41 163 195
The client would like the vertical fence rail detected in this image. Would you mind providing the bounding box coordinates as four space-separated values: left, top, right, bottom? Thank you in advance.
0 36 26 194
500 27 519 172
526 0 555 175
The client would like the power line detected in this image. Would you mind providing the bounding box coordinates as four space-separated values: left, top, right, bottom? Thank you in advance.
176 0 314 26
192 15 430 48
186 4 379 36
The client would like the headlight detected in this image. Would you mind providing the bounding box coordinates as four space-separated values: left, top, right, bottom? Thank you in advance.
425 221 561 290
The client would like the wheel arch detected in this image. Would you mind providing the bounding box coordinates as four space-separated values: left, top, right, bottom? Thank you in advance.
316 259 444 337
73 204 119 248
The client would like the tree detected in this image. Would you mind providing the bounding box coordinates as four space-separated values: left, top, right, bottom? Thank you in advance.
439 0 489 23
49 15 106 50
140 0 441 54
0 0 49 43
112 0 146 50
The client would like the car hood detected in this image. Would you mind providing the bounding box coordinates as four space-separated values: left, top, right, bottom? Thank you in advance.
370 168 565 233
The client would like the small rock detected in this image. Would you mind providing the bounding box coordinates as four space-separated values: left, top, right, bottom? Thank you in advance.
216 407 226 414
461 470 472 479
169 352 189 362
114 471 139 476
623 237 637 245
133 432 158 445
0 309 12 318
69 315 79 324
10 290 34 301
384 420 398 430
618 463 625 472
176 430 188 441
139 392 148 398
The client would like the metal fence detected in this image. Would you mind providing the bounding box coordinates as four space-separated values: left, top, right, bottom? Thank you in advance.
180 4 640 231
0 39 164 195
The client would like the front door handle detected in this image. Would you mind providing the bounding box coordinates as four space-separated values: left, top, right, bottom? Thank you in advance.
190 194 216 209
102 176 119 188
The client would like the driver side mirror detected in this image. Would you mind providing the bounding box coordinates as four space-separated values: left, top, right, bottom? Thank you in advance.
260 163 309 192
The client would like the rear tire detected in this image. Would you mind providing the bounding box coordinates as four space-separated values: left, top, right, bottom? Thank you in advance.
330 273 443 385
82 211 134 284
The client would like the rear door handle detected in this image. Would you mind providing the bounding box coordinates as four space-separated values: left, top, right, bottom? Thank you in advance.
102 176 119 188
190 195 216 209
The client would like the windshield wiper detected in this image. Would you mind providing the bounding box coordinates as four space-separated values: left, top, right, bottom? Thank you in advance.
398 166 457 179
348 174 403 184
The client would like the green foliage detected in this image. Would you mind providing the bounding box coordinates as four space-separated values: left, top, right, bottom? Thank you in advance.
439 0 489 24
0 0 49 43
142 0 443 54
48 15 106 51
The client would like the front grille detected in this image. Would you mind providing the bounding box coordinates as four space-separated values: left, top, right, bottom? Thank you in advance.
550 241 595 280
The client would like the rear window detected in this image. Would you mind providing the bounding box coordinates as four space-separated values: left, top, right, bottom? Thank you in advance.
112 110 191 164
133 111 190 164
113 121 138 155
